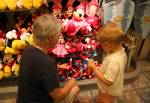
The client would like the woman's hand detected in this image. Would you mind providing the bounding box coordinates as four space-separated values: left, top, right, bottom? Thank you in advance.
57 63 69 69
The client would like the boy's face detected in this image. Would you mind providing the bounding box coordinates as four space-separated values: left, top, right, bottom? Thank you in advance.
101 41 112 53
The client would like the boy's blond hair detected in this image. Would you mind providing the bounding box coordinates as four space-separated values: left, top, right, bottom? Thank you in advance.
97 22 123 43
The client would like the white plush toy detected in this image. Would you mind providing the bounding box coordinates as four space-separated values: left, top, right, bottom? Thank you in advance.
6 30 17 40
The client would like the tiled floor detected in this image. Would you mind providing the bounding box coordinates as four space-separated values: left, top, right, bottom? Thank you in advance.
0 60 150 103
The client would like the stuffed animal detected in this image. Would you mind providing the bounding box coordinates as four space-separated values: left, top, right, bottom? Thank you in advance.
5 0 17 10
64 0 75 19
4 65 12 78
17 0 23 9
63 5 92 37
0 70 5 80
3 53 15 66
42 0 49 7
79 0 90 16
12 40 27 50
33 0 42 9
20 28 31 42
28 34 35 46
6 30 17 40
5 46 20 54
5 30 20 54
22 0 33 9
85 0 100 30
53 0 62 19
52 35 68 58
12 62 19 76
0 0 7 10
0 38 5 51
2 53 14 78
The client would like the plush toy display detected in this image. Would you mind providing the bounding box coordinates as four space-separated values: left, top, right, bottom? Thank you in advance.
0 0 7 10
0 0 102 81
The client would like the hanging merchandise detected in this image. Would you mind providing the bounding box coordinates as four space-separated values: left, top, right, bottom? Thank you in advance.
134 1 150 39
0 0 7 10
6 0 17 11
102 0 135 34
22 0 33 9
33 0 43 9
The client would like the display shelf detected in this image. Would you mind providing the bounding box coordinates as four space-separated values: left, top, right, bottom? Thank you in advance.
0 79 97 99
0 8 35 13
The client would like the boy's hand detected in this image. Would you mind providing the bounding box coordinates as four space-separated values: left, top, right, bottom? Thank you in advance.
87 60 96 72
67 78 77 89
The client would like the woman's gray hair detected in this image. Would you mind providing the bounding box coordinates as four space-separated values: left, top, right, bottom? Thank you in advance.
33 14 62 43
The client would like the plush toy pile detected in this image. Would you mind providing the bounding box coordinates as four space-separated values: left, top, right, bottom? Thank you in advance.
0 0 102 82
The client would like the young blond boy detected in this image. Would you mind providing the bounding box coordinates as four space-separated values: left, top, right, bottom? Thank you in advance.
88 22 128 103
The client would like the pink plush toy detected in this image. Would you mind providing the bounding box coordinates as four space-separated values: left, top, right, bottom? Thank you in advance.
63 4 92 37
78 0 90 16
85 0 100 30
52 35 68 58
53 0 62 19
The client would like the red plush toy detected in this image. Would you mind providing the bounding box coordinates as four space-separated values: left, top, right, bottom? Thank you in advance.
53 0 62 19
65 38 76 53
64 0 75 19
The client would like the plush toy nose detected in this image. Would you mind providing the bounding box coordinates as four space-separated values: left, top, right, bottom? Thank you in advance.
79 14 82 17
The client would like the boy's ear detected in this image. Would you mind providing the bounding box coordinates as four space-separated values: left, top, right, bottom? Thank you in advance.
103 41 110 46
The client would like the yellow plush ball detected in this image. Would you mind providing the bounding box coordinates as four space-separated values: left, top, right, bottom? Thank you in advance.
0 70 5 80
4 66 12 78
14 71 19 76
6 0 17 11
5 72 12 78
22 0 33 9
28 34 35 46
0 38 5 51
4 66 11 73
0 0 7 10
5 46 20 54
12 40 27 50
33 0 42 9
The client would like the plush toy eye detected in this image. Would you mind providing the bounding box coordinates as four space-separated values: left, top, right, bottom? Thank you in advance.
79 14 82 17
